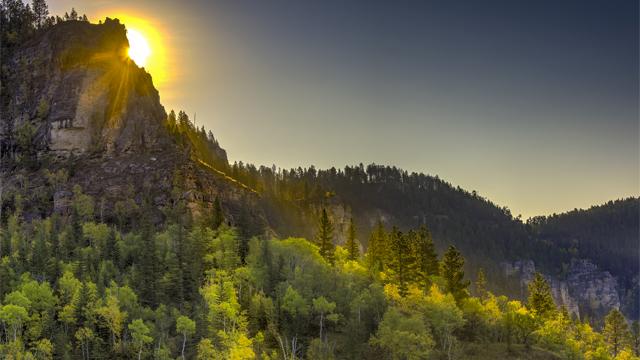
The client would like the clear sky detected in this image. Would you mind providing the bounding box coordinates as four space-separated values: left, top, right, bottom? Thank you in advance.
49 0 639 218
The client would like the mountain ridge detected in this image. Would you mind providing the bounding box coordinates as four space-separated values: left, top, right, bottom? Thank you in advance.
1 19 637 323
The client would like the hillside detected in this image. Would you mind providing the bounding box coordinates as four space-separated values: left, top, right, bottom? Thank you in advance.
0 10 638 359
2 14 638 322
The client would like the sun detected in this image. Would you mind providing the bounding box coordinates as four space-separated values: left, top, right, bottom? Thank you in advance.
127 28 151 67
93 11 172 99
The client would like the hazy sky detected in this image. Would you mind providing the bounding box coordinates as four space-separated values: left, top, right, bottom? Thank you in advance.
49 0 639 218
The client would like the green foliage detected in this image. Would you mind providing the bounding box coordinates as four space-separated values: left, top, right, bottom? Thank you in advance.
0 140 627 359
603 309 632 357
345 217 359 261
527 272 556 318
441 245 470 303
370 307 434 360
316 208 335 265
129 319 152 359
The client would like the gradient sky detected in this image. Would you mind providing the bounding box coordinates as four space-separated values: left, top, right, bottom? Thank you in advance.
49 0 639 218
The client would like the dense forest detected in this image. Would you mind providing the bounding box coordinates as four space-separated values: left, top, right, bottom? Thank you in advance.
1 1 639 359
0 175 639 359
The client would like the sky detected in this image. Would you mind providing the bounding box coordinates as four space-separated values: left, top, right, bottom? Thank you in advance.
49 0 639 219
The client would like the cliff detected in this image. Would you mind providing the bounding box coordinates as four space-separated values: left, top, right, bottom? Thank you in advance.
501 259 626 322
0 19 264 229
1 19 169 157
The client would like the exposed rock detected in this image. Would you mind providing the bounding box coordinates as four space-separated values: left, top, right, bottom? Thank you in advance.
1 18 169 157
0 19 265 232
502 258 622 320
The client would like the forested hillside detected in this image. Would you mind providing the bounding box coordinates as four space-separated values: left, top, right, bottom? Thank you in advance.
527 199 639 287
1 2 638 359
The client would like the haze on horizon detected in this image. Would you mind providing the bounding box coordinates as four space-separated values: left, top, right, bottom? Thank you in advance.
49 0 639 219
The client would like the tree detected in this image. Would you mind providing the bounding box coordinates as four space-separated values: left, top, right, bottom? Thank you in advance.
527 272 555 318
0 304 29 341
75 327 94 360
316 209 335 264
197 338 217 359
212 196 224 229
603 309 631 357
412 225 439 285
345 217 359 261
370 307 434 360
96 294 126 350
475 268 487 300
176 315 196 360
312 296 337 341
631 321 640 356
504 300 536 349
69 7 77 20
366 220 387 272
388 228 413 296
129 319 153 360
31 0 48 28
441 245 470 303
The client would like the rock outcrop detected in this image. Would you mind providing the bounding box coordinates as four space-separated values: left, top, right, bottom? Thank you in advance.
502 258 622 320
0 19 264 230
1 19 169 157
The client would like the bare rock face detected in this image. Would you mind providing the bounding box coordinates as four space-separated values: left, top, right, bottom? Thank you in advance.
565 259 621 318
501 259 622 320
1 18 169 157
0 19 266 232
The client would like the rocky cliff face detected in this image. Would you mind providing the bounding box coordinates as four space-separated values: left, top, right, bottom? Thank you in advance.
1 19 168 157
1 19 264 229
502 259 624 321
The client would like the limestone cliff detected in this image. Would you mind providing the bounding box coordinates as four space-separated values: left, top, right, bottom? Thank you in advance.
1 19 170 157
0 19 263 229
501 259 625 321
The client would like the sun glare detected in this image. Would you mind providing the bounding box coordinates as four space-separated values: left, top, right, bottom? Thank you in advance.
127 28 151 67
94 11 171 94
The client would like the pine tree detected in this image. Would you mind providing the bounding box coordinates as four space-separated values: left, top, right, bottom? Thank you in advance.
345 217 359 261
31 0 48 28
631 320 640 357
412 225 439 286
527 272 555 318
441 245 470 303
388 227 412 296
211 196 224 229
316 209 335 265
366 220 387 272
475 268 487 300
104 227 118 264
138 203 158 307
603 309 632 357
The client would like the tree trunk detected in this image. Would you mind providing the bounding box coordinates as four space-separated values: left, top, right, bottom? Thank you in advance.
182 332 187 360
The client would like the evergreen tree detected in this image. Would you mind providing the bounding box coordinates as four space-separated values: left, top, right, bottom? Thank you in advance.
366 220 387 272
138 204 158 307
104 227 118 264
32 220 50 278
632 321 640 357
475 268 487 300
388 227 412 296
316 208 335 264
345 217 359 261
603 309 631 357
527 272 555 318
31 0 48 28
211 196 224 229
412 225 439 286
441 245 470 303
